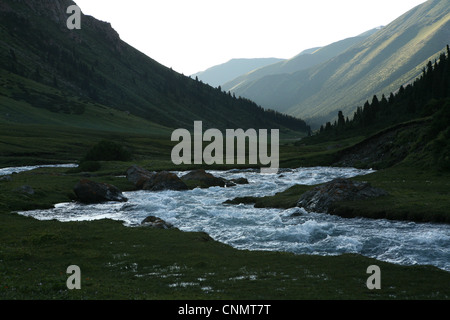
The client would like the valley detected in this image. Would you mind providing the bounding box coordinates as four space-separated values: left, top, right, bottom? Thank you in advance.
0 0 449 302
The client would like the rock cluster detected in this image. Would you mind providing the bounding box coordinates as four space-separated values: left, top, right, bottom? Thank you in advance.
297 178 388 214
140 216 174 229
126 165 188 191
74 179 128 204
126 166 248 191
180 169 248 188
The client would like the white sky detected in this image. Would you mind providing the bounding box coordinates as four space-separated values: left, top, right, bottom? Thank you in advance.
74 0 427 75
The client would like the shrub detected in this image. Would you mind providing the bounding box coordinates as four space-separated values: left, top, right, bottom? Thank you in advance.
79 161 102 172
83 140 132 162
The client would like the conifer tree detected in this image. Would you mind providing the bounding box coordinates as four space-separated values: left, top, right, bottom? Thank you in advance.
337 110 346 129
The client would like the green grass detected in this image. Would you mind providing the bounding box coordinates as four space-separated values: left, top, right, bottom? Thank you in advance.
0 166 134 212
279 135 366 168
0 122 174 167
336 166 450 223
0 69 172 135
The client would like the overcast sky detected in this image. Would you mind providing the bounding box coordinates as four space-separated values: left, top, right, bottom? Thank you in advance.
74 0 427 75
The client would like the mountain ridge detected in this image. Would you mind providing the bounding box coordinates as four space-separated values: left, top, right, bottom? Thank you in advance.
222 27 382 95
191 57 284 88
0 0 310 134
225 0 450 127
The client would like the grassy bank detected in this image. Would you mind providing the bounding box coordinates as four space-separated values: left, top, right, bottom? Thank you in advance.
229 165 450 224
2 212 449 300
335 166 450 223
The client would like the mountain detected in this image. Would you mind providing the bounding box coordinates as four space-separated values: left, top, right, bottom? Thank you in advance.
191 58 284 88
313 45 450 172
0 0 309 135
222 27 381 93
226 0 450 128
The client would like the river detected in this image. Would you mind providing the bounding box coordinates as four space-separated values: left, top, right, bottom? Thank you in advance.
5 165 449 272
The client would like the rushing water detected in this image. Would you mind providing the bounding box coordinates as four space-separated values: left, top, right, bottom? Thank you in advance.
0 164 77 176
9 165 450 272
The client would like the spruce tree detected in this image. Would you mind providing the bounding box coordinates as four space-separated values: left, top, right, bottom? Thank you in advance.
337 110 346 129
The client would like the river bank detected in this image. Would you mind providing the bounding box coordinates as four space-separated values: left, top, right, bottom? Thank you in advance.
227 166 450 224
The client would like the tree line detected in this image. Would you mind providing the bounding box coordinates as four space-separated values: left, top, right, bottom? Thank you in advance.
318 45 450 136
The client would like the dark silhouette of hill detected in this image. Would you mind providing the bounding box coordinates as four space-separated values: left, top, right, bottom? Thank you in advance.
0 0 310 134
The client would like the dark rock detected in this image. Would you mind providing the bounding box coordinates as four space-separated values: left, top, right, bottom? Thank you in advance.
126 165 156 189
126 165 188 191
297 178 388 214
181 169 227 188
289 208 304 217
14 185 35 195
181 169 243 188
223 196 256 205
231 177 249 185
224 181 236 187
141 216 174 229
74 179 128 204
142 171 189 191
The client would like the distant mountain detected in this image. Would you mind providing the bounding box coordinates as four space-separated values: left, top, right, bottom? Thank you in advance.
191 58 284 88
223 27 381 93
226 0 450 128
0 0 310 134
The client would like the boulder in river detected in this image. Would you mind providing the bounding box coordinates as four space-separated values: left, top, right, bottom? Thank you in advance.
142 171 189 191
126 166 188 191
297 178 388 214
126 165 156 189
180 169 248 188
74 179 128 204
230 177 249 185
180 169 228 188
141 216 174 229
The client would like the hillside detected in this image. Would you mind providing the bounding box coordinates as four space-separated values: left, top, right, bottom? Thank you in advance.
239 47 450 224
222 27 381 93
0 0 309 134
225 0 450 128
191 58 284 88
314 45 450 172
